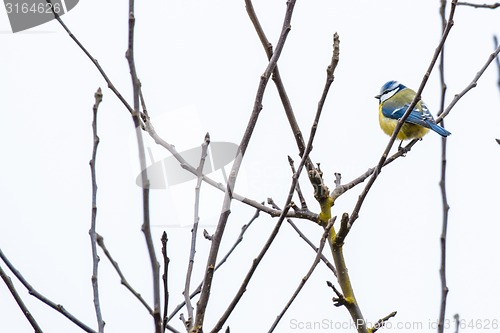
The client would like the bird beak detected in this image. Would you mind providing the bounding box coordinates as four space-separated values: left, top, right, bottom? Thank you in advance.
374 94 381 99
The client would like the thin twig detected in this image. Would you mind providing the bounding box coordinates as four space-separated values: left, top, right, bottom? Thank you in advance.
166 207 261 323
166 325 182 333
457 1 500 8
167 325 181 333
494 36 500 144
125 2 161 332
437 2 450 333
267 198 336 274
209 25 339 333
326 280 347 307
286 219 337 275
0 248 97 333
347 0 458 232
184 134 210 331
268 218 335 333
494 36 500 92
287 156 308 209
437 41 500 122
454 314 460 333
370 311 398 333
212 208 261 272
330 169 373 203
0 263 43 333
96 234 154 314
161 232 170 332
45 0 134 115
89 87 105 333
193 2 299 332
331 135 422 203
209 216 284 333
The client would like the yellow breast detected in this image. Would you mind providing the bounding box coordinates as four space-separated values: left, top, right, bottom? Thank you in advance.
378 106 429 140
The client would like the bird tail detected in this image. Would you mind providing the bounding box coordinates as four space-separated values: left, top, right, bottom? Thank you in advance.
429 122 451 137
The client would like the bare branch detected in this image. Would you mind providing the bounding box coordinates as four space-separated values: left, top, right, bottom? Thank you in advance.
334 213 350 246
96 234 154 315
161 232 170 332
308 32 340 208
0 263 43 333
454 314 460 333
370 311 398 333
166 324 182 333
89 87 105 333
268 218 335 333
326 280 347 307
457 1 500 8
330 169 373 203
494 35 500 144
124 2 161 331
437 41 500 121
437 2 450 333
494 35 500 92
268 198 336 274
183 134 211 331
213 208 261 272
286 219 337 275
287 156 308 210
0 248 97 333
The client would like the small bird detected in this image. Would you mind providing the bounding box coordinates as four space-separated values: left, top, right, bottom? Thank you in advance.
375 80 451 142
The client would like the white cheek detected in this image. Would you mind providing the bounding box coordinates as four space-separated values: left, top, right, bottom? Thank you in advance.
380 89 398 103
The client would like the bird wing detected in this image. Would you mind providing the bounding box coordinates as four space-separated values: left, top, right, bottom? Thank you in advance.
381 102 436 128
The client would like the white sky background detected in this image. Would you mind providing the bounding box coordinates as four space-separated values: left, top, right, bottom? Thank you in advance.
1 1 500 332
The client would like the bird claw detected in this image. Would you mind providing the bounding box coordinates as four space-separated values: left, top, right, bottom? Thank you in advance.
398 142 408 156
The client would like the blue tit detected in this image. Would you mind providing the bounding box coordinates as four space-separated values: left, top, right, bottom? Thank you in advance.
375 80 451 141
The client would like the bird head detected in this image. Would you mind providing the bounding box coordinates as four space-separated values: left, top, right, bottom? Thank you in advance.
375 80 406 103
